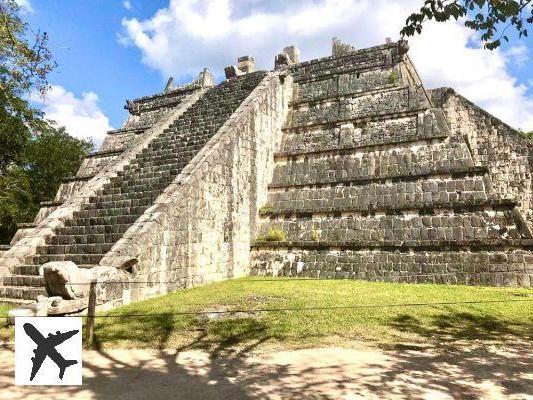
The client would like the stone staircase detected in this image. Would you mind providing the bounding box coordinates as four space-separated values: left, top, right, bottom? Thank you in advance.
0 71 267 301
251 43 533 286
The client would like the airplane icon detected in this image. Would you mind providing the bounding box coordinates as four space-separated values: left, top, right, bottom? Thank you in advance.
23 322 79 381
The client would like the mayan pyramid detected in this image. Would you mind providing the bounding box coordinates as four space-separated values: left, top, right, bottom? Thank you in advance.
1 39 531 313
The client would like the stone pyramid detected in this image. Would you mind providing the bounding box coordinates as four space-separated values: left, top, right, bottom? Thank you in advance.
1 39 531 313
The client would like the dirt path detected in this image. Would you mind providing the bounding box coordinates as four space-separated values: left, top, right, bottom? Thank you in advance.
0 342 531 399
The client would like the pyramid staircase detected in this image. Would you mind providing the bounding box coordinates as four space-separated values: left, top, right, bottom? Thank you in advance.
251 44 533 285
0 71 267 301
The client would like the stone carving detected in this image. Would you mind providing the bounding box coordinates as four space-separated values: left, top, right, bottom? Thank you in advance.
40 262 131 315
238 56 255 73
275 45 301 69
224 65 243 79
43 261 93 299
332 37 356 56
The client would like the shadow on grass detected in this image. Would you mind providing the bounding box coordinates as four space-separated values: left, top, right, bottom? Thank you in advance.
390 308 532 344
91 313 182 351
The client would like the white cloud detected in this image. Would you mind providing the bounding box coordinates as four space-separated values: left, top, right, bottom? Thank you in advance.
408 22 533 130
505 45 529 66
15 0 33 12
121 0 533 131
34 85 112 147
122 0 132 10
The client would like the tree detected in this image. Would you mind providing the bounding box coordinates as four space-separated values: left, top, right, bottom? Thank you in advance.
0 128 93 244
0 0 55 174
24 128 93 205
0 165 35 243
401 0 533 49
0 1 93 243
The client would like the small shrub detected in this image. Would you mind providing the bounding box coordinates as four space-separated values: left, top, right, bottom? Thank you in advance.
310 229 321 241
517 129 533 141
265 227 286 241
259 203 273 215
388 70 399 84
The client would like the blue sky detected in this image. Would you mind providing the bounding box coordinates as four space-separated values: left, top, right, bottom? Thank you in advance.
21 0 533 146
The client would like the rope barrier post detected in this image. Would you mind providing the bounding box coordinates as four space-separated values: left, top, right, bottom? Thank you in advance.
85 279 97 349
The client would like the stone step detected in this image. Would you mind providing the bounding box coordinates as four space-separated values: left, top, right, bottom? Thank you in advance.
73 205 149 220
86 197 155 211
64 214 140 227
2 275 45 287
88 191 160 204
121 163 181 176
36 242 114 255
97 181 169 196
105 173 173 188
55 223 132 236
47 232 123 246
29 254 103 265
13 265 41 275
0 286 47 300
12 264 94 275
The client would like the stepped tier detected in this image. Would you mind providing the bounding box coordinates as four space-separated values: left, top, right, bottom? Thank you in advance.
256 208 525 247
0 71 266 300
279 109 448 155
289 42 405 82
294 67 399 103
263 176 500 215
251 249 532 286
289 86 429 128
270 142 475 188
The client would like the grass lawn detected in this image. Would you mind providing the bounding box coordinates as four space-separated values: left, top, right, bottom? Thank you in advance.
91 277 533 352
0 303 14 342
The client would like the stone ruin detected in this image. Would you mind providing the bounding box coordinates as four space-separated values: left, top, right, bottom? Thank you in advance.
1 38 532 316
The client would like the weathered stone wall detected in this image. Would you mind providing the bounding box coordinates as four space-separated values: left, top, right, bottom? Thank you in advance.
271 142 474 188
280 109 447 155
98 72 292 304
430 88 533 232
76 151 122 177
294 67 399 102
290 86 428 127
257 209 521 245
265 176 491 215
252 249 532 286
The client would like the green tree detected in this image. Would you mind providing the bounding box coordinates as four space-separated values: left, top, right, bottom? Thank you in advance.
402 0 533 49
0 165 35 243
0 128 93 244
0 1 93 243
24 128 93 205
0 0 55 174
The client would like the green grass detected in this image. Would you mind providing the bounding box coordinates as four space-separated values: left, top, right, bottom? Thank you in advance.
92 278 533 352
0 303 14 341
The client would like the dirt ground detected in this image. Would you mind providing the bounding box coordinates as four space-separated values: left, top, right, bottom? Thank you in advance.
0 342 531 400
